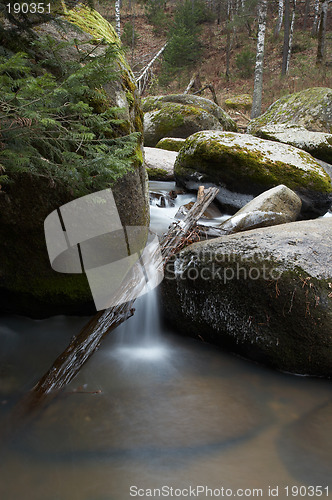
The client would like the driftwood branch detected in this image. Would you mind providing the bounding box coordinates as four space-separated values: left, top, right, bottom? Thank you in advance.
193 84 219 105
14 187 219 414
136 43 167 95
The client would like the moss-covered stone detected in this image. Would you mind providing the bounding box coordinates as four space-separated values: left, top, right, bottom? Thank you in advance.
144 147 176 181
0 6 148 317
224 94 253 112
251 124 332 164
174 131 332 217
144 103 226 147
155 137 186 152
143 94 237 132
247 87 332 135
160 218 332 377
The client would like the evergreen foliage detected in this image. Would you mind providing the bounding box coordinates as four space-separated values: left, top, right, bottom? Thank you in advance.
144 0 167 30
0 31 139 196
122 21 139 47
236 48 256 78
161 0 207 79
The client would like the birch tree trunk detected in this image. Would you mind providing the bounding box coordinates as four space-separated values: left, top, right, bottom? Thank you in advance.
225 0 231 79
316 0 329 65
274 0 284 37
285 0 296 73
312 0 320 34
281 0 290 75
251 0 268 119
115 0 121 39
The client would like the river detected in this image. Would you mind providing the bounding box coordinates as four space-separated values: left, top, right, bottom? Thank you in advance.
0 182 331 500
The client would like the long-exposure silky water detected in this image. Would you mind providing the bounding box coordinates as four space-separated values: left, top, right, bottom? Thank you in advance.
0 181 331 500
111 287 169 362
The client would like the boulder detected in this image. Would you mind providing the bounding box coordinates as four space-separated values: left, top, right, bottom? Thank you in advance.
160 218 332 377
218 185 302 234
143 94 237 147
0 5 149 317
144 147 177 180
155 137 186 152
224 94 253 112
247 87 332 135
174 131 332 217
252 124 332 164
143 94 237 130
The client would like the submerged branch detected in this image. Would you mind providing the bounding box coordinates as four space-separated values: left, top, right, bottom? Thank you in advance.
6 186 219 422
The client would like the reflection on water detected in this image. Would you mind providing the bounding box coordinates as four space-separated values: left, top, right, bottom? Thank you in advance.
0 182 331 499
0 295 332 500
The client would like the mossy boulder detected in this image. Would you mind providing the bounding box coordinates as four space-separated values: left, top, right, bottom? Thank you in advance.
144 147 177 180
144 103 224 147
0 6 149 317
143 94 237 130
247 87 332 135
252 124 332 164
143 94 237 147
160 218 332 377
155 137 186 152
174 131 332 217
224 94 253 112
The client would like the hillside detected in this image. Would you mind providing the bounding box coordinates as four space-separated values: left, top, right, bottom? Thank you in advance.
97 0 332 128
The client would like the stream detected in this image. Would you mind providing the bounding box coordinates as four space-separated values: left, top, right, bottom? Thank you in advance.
0 182 331 500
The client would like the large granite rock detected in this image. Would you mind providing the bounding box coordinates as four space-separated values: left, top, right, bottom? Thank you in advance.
218 185 302 234
247 87 332 134
252 124 332 164
143 94 237 147
0 5 149 317
174 131 332 217
161 218 332 377
144 147 177 180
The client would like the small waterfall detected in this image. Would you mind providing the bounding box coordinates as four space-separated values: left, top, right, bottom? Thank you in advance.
112 286 168 361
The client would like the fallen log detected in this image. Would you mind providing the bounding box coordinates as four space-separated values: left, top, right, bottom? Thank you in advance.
16 186 220 410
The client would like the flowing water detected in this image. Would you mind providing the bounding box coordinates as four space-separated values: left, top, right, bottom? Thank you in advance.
0 182 331 500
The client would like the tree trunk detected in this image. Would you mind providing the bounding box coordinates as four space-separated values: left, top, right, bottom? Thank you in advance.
251 0 268 119
225 0 232 80
281 0 290 75
115 0 121 39
316 0 328 66
286 0 296 73
312 0 320 35
274 0 284 37
304 0 310 29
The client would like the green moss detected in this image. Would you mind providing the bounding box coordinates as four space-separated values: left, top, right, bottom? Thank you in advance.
224 94 252 111
156 137 185 152
151 104 186 136
142 96 163 113
146 167 169 179
248 87 332 134
175 133 332 194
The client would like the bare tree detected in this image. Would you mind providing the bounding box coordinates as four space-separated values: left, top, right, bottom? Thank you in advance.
312 0 320 34
281 0 296 75
304 0 311 29
251 0 268 118
115 0 121 39
286 0 296 73
316 0 329 65
274 0 284 37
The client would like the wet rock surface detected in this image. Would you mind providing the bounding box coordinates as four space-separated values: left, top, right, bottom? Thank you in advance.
174 131 332 217
161 218 332 377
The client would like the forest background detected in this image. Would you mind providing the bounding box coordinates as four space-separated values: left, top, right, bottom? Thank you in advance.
96 0 331 126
